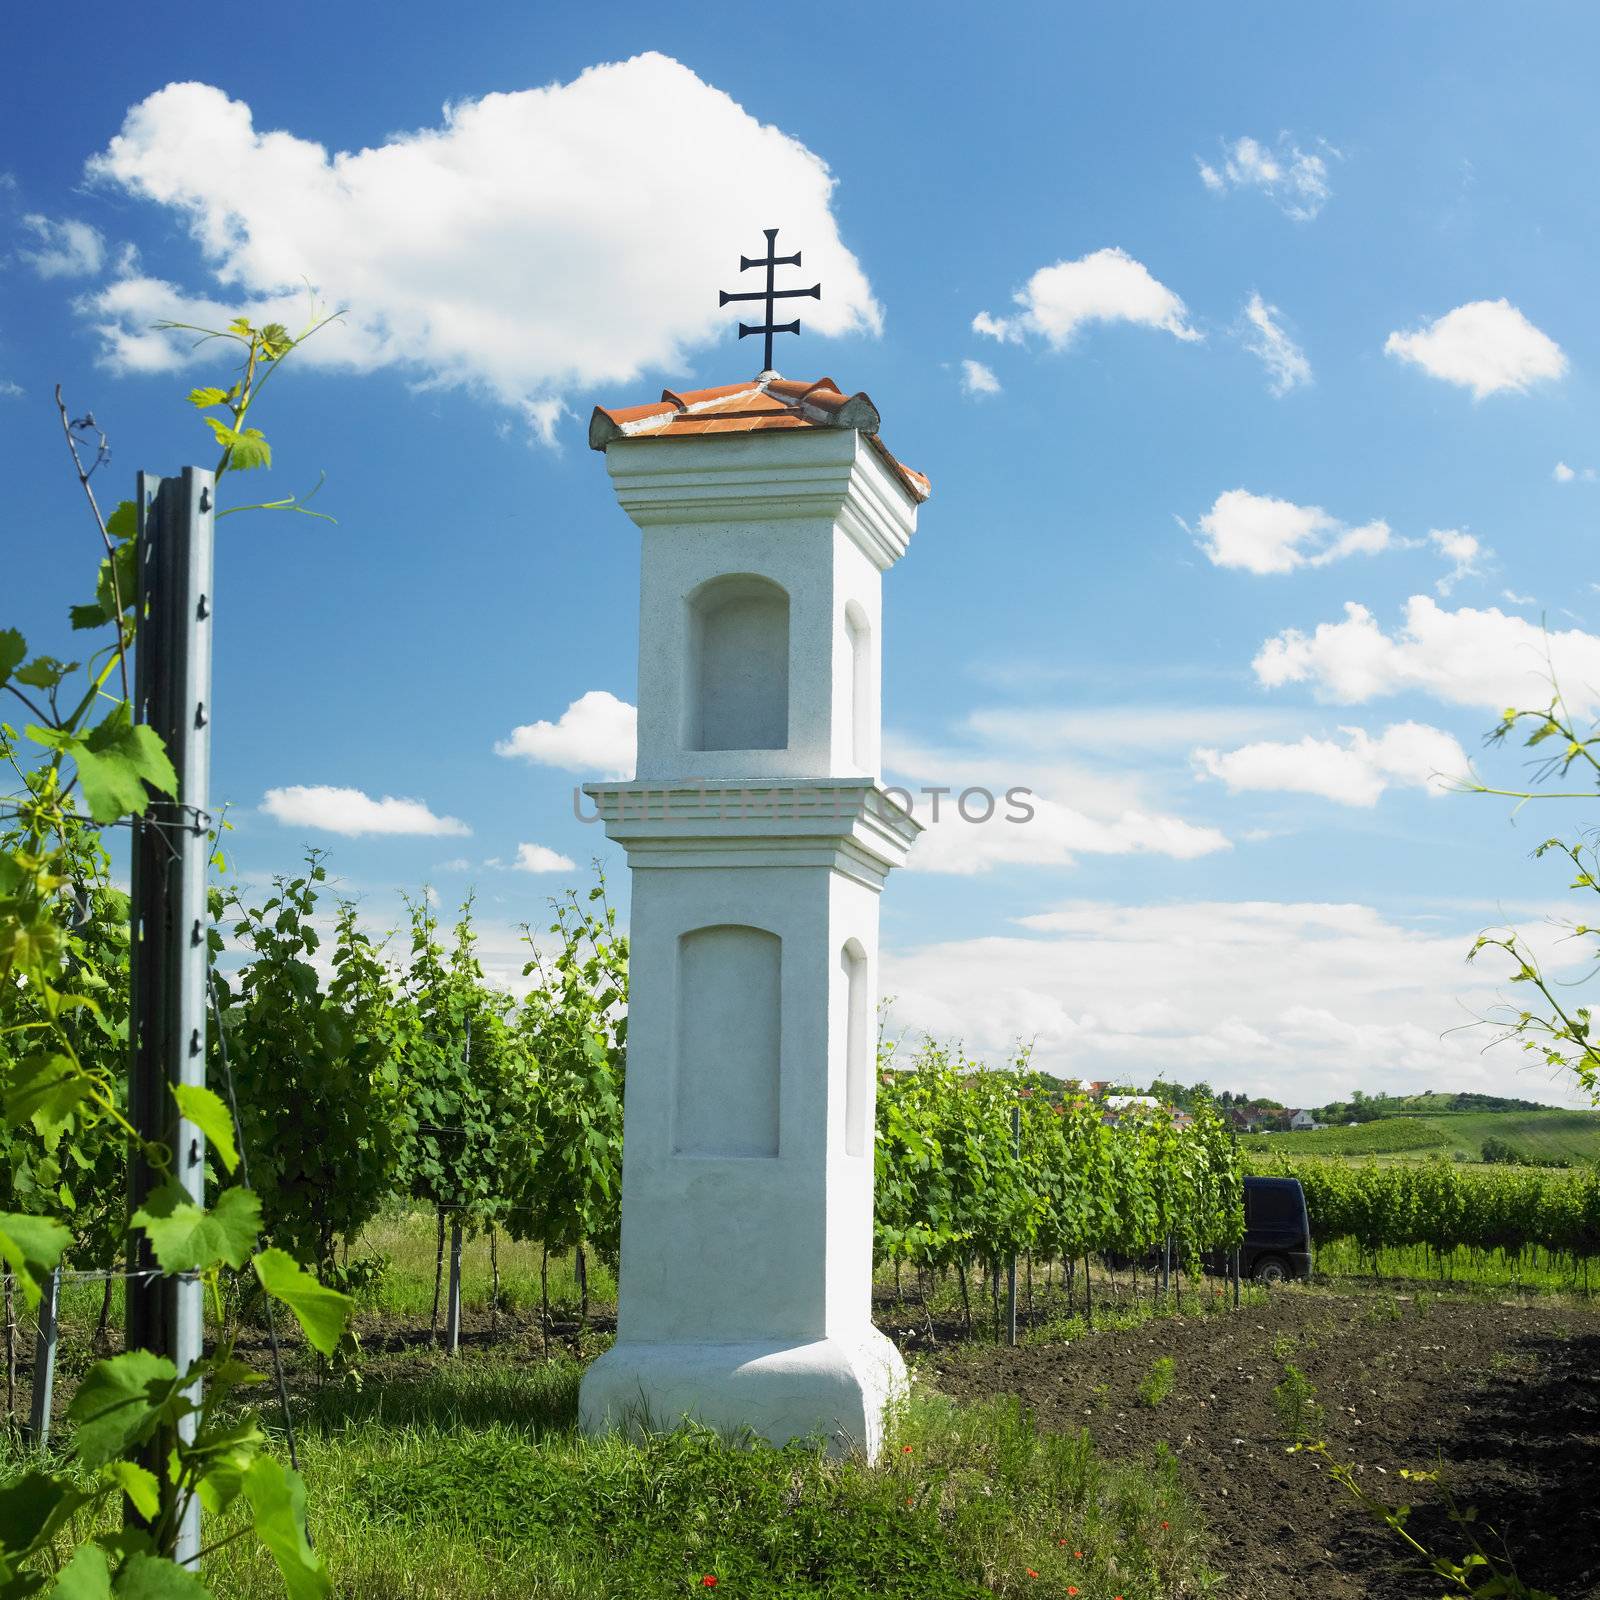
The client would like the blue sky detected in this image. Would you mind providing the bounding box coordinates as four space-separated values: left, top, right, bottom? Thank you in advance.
5 4 1599 1105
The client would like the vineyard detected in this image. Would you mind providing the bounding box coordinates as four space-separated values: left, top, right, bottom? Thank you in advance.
875 1045 1244 1307
1253 1154 1600 1280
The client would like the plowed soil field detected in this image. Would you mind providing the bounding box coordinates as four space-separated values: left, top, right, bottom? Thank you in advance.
927 1288 1600 1600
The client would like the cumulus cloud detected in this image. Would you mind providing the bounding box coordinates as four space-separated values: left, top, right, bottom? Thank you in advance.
1241 292 1310 396
960 358 1000 397
882 898 1577 1103
885 724 1229 876
1254 596 1600 716
1553 461 1595 484
908 793 1229 876
261 785 470 837
1384 300 1565 398
510 842 577 873
972 247 1199 350
1193 488 1391 575
1195 721 1469 806
1195 135 1337 221
80 58 880 425
18 214 106 278
495 690 637 778
1429 528 1487 595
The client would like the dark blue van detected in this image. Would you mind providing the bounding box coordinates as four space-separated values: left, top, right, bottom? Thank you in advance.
1237 1175 1313 1283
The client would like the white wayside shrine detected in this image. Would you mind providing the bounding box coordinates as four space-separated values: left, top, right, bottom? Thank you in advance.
577 375 930 1459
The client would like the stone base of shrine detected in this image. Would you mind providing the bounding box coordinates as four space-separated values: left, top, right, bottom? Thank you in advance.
578 1328 907 1461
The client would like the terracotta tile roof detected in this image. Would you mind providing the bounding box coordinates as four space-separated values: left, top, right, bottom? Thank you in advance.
589 376 930 504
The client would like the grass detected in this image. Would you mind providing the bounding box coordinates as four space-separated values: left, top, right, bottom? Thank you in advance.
185 1357 1217 1599
348 1207 618 1322
1136 1357 1175 1407
1313 1238 1600 1294
8 1214 1221 1599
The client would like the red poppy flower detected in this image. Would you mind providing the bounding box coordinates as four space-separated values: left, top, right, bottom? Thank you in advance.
1056 1538 1067 1547
700 1580 717 1590
1026 1571 1039 1580
905 1496 915 1507
1160 1520 1170 1529
1067 1588 1079 1596
901 1444 913 1454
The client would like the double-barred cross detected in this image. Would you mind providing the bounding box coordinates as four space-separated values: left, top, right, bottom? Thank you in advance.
719 227 822 374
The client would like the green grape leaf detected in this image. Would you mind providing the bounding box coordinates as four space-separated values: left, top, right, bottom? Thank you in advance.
0 629 29 687
191 1416 266 1516
5 1054 92 1146
132 1182 260 1273
251 1249 352 1358
67 1351 180 1469
187 387 228 408
0 1213 71 1311
171 1084 240 1175
112 1554 215 1599
0 1469 86 1562
101 1460 160 1521
105 501 138 541
50 1543 113 1600
243 1456 328 1600
69 603 112 632
201 416 271 470
15 657 77 691
75 716 177 823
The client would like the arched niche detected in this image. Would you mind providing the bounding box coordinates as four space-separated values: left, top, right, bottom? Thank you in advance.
840 938 870 1158
675 924 781 1158
684 574 789 752
844 600 872 771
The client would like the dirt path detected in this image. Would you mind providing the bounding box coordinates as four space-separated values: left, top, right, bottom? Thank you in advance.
924 1287 1600 1600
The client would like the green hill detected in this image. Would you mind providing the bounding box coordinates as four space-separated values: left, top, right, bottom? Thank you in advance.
1413 1108 1600 1165
1242 1107 1600 1165
1240 1119 1448 1157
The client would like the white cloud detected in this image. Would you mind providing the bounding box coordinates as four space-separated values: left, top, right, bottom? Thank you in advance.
1428 528 1487 595
1502 590 1535 607
495 689 637 778
261 784 470 837
81 58 880 415
19 214 106 278
1195 721 1469 806
1255 595 1600 716
1195 135 1337 221
908 793 1229 876
1554 461 1576 483
1241 292 1310 396
511 842 577 874
0 378 20 399
882 898 1585 1104
885 724 1229 875
1384 300 1565 398
960 358 1000 397
972 247 1199 350
1194 488 1391 575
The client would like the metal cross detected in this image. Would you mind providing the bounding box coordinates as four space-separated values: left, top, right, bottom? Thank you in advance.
718 227 821 373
